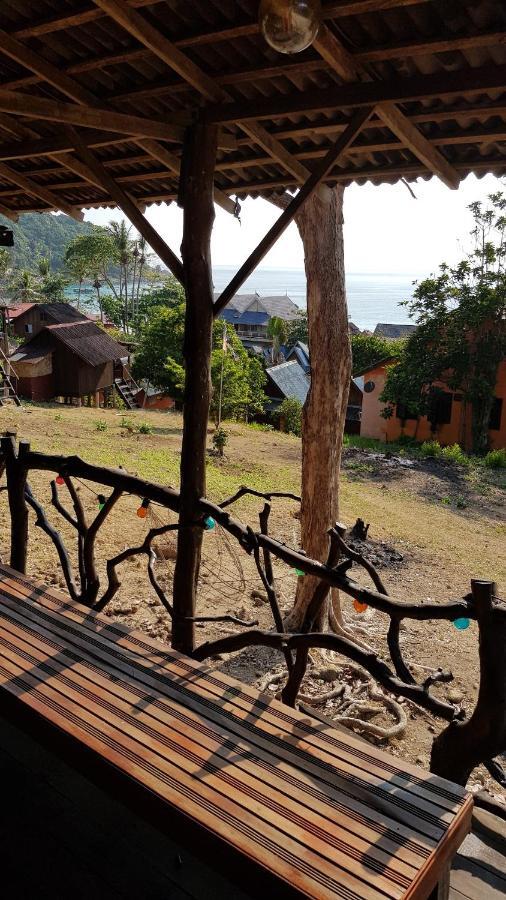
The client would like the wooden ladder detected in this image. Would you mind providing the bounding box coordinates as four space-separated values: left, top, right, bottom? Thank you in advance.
0 347 21 407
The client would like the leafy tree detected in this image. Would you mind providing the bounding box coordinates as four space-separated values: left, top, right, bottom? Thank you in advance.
278 397 303 436
40 272 68 301
286 310 308 347
8 269 41 303
267 315 288 363
245 354 267 420
380 192 506 454
65 230 116 321
350 332 400 375
133 301 265 419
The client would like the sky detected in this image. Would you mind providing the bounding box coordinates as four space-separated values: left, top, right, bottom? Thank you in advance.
85 172 505 277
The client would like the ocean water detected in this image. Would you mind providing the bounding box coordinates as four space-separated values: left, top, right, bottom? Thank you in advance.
212 267 418 332
65 268 419 332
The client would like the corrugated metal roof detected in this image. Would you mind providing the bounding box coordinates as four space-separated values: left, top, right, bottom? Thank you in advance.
1 2 506 213
42 303 90 324
266 360 310 404
374 323 418 338
221 309 269 326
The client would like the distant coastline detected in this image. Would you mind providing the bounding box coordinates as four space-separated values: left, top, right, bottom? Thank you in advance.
212 266 418 331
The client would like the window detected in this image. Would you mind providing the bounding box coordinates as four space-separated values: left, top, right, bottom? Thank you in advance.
428 390 453 428
489 397 503 431
396 402 417 421
40 311 47 321
24 323 32 334
364 380 375 393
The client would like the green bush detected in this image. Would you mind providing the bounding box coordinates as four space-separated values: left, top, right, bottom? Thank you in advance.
420 439 442 458
138 422 152 435
212 427 228 457
278 397 303 437
484 448 506 468
440 443 470 467
94 420 107 432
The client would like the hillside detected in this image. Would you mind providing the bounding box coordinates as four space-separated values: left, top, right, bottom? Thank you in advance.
0 212 94 270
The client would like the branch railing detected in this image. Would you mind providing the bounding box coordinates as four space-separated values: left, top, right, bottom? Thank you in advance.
0 435 505 792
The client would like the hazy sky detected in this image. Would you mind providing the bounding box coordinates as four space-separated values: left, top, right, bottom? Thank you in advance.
85 172 505 276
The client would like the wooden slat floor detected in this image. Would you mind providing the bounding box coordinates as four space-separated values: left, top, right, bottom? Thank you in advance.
0 564 474 900
450 808 506 900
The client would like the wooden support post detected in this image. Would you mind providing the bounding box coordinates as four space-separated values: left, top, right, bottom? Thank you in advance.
431 579 506 785
172 122 218 654
1 436 29 573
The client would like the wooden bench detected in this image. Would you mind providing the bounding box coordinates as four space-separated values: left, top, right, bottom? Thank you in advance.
0 563 473 900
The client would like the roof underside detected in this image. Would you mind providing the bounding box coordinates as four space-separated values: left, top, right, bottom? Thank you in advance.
1 1 506 216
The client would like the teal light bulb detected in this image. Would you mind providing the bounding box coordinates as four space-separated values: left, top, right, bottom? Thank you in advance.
454 617 470 630
204 516 216 531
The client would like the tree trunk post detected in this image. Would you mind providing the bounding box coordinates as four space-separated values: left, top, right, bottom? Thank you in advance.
285 186 352 630
431 579 506 785
172 122 218 654
1 435 29 573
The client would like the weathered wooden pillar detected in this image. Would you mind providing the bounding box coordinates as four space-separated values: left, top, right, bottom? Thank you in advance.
285 185 352 630
431 580 506 785
1 436 29 573
172 121 218 654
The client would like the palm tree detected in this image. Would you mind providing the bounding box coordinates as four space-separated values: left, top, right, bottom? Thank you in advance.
267 315 288 364
9 269 41 303
108 220 133 327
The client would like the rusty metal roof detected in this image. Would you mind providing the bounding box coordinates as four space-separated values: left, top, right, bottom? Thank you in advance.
0 1 506 215
47 320 124 365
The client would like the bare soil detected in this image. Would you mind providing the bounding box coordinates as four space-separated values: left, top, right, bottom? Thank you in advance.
0 403 504 800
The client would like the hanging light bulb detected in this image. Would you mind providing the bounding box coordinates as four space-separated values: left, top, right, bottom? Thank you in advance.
259 0 322 55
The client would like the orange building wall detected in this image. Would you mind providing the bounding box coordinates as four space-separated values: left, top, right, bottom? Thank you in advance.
361 361 506 451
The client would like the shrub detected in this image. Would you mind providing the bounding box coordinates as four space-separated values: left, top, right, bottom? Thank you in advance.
484 448 506 468
440 443 470 467
94 420 107 432
120 416 136 432
212 427 228 457
138 422 152 435
420 439 442 458
278 397 303 437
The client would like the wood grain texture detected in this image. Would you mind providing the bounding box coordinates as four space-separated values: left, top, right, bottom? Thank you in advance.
0 564 473 900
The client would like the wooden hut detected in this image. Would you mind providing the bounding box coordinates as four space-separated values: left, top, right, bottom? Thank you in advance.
10 319 127 403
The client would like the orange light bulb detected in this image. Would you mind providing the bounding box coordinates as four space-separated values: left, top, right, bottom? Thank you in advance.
353 599 368 614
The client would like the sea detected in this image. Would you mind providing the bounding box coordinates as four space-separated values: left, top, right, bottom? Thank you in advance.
212 267 419 332
65 268 420 332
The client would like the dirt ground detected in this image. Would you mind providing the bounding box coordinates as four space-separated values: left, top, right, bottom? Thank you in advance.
0 403 504 800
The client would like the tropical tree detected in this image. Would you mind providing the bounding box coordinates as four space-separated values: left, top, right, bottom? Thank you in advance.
267 315 288 363
286 310 308 347
8 269 41 303
380 192 506 454
350 332 400 374
65 231 116 322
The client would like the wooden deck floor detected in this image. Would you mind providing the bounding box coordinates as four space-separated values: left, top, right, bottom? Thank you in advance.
0 564 477 899
450 808 506 900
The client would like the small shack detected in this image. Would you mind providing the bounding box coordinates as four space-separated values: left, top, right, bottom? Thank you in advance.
266 358 363 433
6 301 89 339
11 320 127 404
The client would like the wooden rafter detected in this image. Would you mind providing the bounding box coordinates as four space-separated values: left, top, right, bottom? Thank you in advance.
0 161 81 219
0 24 237 216
205 64 506 124
69 128 184 284
91 0 311 185
313 23 460 188
7 25 506 100
0 89 184 142
215 108 373 316
10 1 431 42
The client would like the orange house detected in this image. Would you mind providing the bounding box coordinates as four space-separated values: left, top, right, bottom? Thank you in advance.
360 357 506 451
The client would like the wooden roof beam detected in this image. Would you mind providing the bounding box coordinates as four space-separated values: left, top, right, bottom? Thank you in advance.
313 23 460 188
0 202 18 222
0 161 82 219
91 0 311 185
0 89 185 142
214 107 373 316
69 127 184 283
206 64 506 124
11 1 430 41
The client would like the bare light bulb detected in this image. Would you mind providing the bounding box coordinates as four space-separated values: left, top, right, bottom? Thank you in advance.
259 0 322 54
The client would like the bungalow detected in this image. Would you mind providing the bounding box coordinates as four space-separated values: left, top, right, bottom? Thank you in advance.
359 357 506 451
6 301 88 339
219 292 299 352
266 357 363 434
10 319 127 404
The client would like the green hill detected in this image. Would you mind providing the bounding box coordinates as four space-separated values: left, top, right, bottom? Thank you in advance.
0 212 94 270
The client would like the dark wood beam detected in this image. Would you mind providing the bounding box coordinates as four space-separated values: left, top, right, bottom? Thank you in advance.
172 121 219 654
0 161 82 219
70 128 184 283
0 131 127 162
206 64 506 124
90 0 311 184
0 89 185 142
214 108 373 316
11 1 431 41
